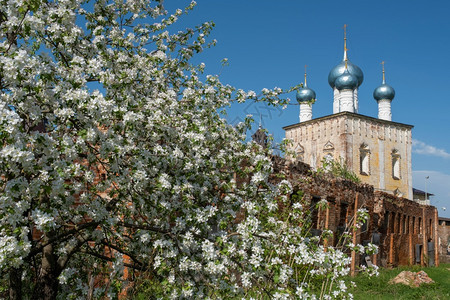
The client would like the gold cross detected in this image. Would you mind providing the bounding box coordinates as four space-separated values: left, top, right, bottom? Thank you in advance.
304 65 307 86
343 24 348 53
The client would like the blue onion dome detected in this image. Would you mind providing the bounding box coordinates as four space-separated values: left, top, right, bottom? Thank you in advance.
328 60 364 88
334 69 358 90
373 83 395 101
296 86 316 103
296 69 316 103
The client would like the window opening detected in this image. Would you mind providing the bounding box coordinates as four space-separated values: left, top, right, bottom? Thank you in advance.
392 149 401 179
310 197 320 229
360 143 370 175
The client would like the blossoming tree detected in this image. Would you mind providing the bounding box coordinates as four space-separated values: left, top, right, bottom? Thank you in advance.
0 0 376 299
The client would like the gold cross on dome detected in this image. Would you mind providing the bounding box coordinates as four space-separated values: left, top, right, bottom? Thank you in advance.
304 65 308 86
343 24 348 57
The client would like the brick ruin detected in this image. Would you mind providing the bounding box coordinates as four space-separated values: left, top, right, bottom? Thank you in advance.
271 156 439 268
437 217 450 263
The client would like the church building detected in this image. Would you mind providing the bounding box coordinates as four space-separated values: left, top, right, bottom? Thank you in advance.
283 30 414 200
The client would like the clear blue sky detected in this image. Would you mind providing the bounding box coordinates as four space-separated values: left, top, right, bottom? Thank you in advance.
165 0 450 217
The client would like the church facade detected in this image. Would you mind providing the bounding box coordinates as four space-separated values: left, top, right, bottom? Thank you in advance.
284 32 414 200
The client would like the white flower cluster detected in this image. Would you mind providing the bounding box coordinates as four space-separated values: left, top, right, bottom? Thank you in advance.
0 0 376 298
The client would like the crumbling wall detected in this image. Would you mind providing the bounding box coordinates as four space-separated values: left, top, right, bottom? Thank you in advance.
271 156 438 267
437 218 450 263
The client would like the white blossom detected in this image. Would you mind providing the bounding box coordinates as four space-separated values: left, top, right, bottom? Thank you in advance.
0 1 373 298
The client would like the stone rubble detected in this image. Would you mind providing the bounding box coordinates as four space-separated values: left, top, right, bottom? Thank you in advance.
389 270 434 287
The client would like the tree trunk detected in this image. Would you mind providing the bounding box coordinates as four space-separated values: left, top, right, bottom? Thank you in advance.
9 267 22 300
33 244 60 300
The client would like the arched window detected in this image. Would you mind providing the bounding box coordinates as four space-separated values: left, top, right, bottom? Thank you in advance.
392 149 401 179
310 153 317 169
360 143 370 175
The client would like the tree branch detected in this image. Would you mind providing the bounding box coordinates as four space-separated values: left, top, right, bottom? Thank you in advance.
27 221 99 258
80 249 146 271
100 239 144 268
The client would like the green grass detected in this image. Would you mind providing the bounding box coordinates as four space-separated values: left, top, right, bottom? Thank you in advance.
348 263 450 300
131 264 450 299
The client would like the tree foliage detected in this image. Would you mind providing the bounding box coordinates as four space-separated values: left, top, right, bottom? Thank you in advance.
1 0 376 299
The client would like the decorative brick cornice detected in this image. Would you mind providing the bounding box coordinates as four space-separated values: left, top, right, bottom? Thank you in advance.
283 112 414 131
